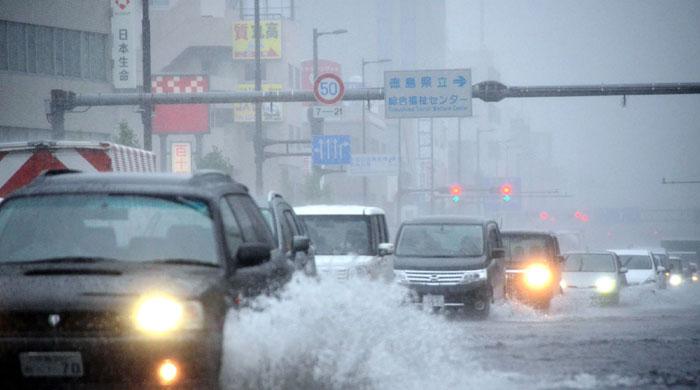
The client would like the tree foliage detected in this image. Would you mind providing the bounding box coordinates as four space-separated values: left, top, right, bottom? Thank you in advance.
197 146 234 175
113 121 140 147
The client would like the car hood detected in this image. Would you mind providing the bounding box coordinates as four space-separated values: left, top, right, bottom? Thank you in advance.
315 255 376 270
562 272 617 288
624 269 655 284
0 264 223 311
394 255 489 271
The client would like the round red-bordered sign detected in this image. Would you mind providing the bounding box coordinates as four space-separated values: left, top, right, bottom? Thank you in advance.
313 73 345 105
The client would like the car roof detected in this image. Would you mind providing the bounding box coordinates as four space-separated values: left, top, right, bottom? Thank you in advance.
608 249 652 256
563 251 616 256
294 204 386 216
401 215 491 225
10 171 248 199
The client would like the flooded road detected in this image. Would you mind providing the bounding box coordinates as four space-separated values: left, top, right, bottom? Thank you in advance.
222 277 700 389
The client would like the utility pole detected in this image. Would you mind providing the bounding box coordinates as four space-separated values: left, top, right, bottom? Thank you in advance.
360 57 391 203
253 0 264 194
141 0 152 151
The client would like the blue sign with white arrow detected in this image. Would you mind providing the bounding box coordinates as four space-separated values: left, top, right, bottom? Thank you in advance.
384 68 472 119
312 135 352 166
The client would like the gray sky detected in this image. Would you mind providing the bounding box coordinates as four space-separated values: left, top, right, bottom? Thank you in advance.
446 0 700 210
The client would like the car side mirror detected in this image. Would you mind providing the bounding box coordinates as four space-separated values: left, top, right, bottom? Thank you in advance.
292 235 311 253
491 248 506 259
236 242 271 268
378 243 394 256
557 255 566 263
619 267 628 274
656 265 665 273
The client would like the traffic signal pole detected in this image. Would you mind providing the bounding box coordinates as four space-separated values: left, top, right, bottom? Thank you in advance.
48 81 700 194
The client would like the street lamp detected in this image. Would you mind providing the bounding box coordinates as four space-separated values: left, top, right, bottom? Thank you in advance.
361 57 391 203
312 28 348 81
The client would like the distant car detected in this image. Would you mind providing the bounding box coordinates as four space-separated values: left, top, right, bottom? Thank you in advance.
0 170 290 389
501 231 565 311
609 249 662 286
562 252 627 304
667 256 686 287
668 251 699 280
295 205 393 280
392 216 507 318
257 192 317 277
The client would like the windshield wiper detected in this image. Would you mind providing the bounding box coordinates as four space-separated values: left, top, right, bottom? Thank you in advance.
12 256 123 264
145 259 219 267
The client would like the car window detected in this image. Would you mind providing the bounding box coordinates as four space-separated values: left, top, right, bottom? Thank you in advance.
618 255 653 270
301 215 373 255
226 195 274 247
0 194 218 264
396 224 484 257
220 198 245 257
565 253 616 272
370 216 381 250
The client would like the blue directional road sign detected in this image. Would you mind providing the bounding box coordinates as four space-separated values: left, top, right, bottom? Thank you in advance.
384 69 472 119
312 135 352 166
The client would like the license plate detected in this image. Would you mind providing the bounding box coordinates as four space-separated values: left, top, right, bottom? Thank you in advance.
20 352 84 377
422 294 445 308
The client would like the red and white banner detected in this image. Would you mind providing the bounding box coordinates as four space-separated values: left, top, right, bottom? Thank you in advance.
301 59 342 91
0 142 156 197
152 75 210 134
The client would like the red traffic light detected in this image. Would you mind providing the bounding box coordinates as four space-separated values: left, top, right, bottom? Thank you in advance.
450 184 463 196
574 211 589 222
539 211 550 221
500 183 513 196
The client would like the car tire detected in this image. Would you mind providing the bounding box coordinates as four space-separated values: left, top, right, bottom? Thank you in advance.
465 298 490 320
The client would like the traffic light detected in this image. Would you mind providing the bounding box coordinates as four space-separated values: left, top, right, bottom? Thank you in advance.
500 183 513 202
450 184 463 203
574 210 590 222
539 211 550 221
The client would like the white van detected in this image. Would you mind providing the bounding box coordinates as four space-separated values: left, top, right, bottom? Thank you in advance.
609 249 662 285
294 205 394 279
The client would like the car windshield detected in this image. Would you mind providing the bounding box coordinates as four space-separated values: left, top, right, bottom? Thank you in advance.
300 215 372 255
503 235 551 262
396 224 484 257
565 254 616 272
618 255 653 270
0 194 218 264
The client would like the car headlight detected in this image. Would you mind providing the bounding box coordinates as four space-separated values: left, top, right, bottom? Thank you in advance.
692 274 698 282
393 270 408 283
133 294 204 334
559 279 568 290
669 274 682 287
595 276 617 294
524 264 552 290
461 268 487 284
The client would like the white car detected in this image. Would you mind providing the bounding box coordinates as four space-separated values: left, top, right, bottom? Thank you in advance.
562 252 627 304
609 249 662 285
294 205 394 280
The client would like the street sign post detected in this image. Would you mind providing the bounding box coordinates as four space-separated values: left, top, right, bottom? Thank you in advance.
348 154 399 176
384 69 472 118
314 73 345 105
311 135 351 166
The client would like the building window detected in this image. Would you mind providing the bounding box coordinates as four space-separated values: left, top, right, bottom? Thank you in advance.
0 20 108 81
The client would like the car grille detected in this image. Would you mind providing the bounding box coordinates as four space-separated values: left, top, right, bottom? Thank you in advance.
0 311 129 336
404 270 467 286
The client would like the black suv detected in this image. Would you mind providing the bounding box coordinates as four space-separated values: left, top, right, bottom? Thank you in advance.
501 231 564 310
257 191 317 276
0 171 292 389
392 217 506 318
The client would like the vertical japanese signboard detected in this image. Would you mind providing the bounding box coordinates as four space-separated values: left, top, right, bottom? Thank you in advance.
111 0 139 89
232 20 282 59
384 69 472 118
233 83 283 122
171 142 192 174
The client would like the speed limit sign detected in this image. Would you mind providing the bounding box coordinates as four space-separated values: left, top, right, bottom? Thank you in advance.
313 73 345 105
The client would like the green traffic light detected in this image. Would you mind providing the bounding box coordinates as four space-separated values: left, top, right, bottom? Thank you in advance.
502 195 511 202
452 195 460 203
